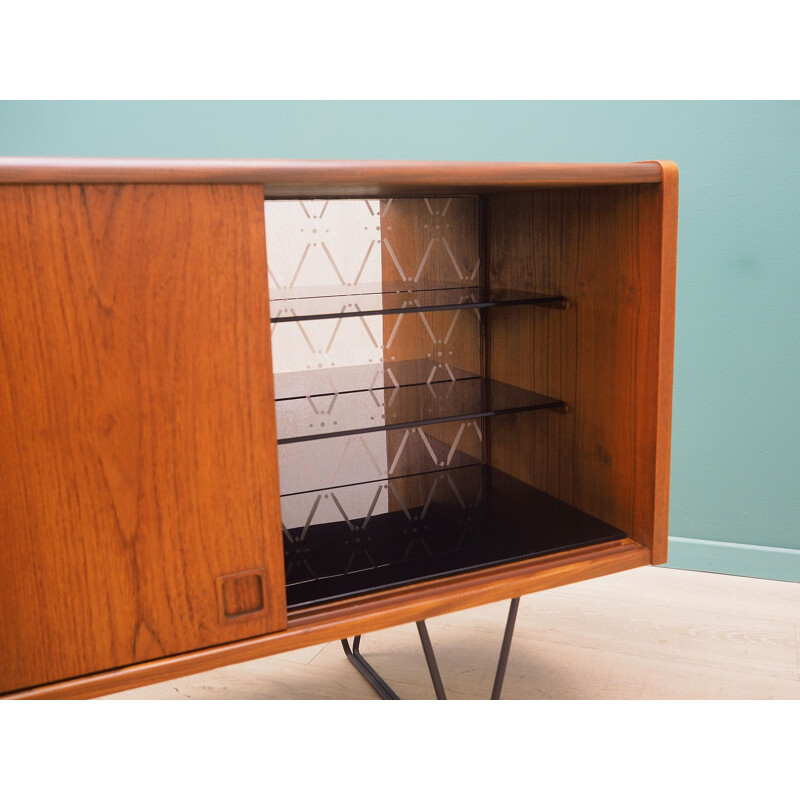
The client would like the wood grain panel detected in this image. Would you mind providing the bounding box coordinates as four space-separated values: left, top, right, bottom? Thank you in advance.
380 198 482 507
0 158 663 192
638 161 678 563
486 179 676 561
5 538 648 698
0 184 287 694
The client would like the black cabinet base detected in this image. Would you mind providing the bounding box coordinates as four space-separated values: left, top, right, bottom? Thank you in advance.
286 468 626 610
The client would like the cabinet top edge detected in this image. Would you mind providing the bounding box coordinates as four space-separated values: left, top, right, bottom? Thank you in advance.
0 157 666 191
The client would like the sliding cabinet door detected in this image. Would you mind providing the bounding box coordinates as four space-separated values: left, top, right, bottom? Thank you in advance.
0 184 285 694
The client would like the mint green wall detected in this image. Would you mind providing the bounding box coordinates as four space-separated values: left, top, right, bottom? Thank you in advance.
1 101 798 582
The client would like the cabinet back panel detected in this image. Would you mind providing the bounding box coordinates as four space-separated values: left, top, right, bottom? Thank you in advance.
380 197 482 510
486 184 673 558
0 184 286 693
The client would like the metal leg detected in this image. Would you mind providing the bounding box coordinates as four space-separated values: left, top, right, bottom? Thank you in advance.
341 597 521 700
416 621 447 699
491 597 520 700
341 636 400 699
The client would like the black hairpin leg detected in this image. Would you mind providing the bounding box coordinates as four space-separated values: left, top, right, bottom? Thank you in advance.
491 596 520 700
340 597 521 700
416 620 447 699
340 635 400 700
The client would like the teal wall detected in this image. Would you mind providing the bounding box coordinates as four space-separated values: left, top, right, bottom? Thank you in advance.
1 101 798 582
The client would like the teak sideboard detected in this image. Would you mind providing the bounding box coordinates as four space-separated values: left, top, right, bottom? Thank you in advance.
0 158 677 699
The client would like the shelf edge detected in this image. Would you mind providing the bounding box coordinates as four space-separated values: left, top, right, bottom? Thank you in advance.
276 396 566 445
269 293 569 323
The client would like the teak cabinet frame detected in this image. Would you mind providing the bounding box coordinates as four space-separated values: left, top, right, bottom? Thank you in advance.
0 159 677 699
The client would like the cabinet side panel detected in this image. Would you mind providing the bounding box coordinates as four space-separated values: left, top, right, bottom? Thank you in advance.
637 163 678 563
487 186 668 553
0 184 286 694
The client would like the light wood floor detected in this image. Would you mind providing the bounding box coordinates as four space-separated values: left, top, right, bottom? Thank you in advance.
106 566 800 700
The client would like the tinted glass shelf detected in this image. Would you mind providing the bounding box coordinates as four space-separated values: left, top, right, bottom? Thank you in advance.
275 367 565 445
284 466 626 609
269 282 567 322
273 358 475 402
278 432 481 498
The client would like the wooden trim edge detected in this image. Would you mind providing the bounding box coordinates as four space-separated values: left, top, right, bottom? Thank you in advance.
5 539 650 699
0 158 663 188
650 160 678 565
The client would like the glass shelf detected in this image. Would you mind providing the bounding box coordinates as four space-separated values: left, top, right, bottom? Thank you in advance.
284 466 626 609
273 358 475 402
278 432 481 498
269 282 567 322
275 367 565 445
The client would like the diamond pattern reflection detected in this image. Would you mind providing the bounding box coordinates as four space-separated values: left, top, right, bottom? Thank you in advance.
267 198 485 593
266 198 479 374
282 464 484 585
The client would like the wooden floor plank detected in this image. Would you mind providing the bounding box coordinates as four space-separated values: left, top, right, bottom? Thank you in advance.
555 566 800 623
441 598 798 680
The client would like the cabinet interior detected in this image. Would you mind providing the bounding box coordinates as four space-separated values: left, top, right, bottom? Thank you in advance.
266 187 651 610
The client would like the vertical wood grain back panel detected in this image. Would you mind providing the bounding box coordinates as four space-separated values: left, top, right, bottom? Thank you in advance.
0 184 286 694
486 183 673 558
380 198 482 510
380 197 480 375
